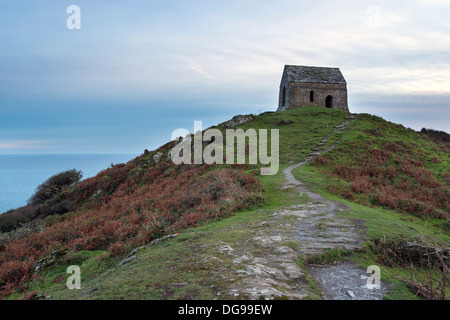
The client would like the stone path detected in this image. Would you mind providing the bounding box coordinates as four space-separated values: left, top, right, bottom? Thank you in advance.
199 115 388 299
281 114 387 299
282 114 363 255
309 262 386 300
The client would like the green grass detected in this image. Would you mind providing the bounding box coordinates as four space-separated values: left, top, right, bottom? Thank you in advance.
293 165 449 244
13 172 293 300
292 163 449 300
236 106 348 164
339 113 449 181
8 106 449 300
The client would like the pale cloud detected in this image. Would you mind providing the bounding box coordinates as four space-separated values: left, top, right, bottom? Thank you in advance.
3 0 449 102
417 0 450 5
189 66 214 79
0 0 449 150
0 140 51 149
346 65 450 96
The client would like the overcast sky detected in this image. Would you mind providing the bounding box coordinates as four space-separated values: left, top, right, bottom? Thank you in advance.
0 0 449 154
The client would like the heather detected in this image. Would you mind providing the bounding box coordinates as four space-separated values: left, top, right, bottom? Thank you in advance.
311 114 449 220
1 107 448 300
0 148 263 297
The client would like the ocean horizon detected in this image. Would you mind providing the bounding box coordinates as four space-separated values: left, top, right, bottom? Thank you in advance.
0 154 137 214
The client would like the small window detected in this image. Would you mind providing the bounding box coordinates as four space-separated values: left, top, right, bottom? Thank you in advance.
281 87 286 106
310 91 314 102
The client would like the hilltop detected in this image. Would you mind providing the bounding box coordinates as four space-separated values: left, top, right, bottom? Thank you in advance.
0 107 449 300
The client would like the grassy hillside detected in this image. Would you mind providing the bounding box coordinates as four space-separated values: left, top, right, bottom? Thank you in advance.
0 150 264 297
1 107 448 300
309 113 449 220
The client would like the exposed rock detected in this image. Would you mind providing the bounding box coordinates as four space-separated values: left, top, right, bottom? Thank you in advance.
277 119 294 125
280 263 304 279
209 233 309 300
85 287 100 294
153 152 163 164
119 256 136 266
245 263 288 280
166 137 183 162
252 235 284 247
34 249 68 275
309 262 388 300
199 256 223 265
148 233 179 247
134 157 152 172
259 111 276 116
120 234 179 267
166 149 173 162
127 234 179 258
232 254 252 265
89 189 103 201
222 115 255 129
216 245 234 252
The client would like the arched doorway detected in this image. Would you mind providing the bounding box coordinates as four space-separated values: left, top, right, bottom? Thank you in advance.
325 95 333 108
281 87 286 107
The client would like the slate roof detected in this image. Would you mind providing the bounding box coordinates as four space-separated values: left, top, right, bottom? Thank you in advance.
284 65 346 84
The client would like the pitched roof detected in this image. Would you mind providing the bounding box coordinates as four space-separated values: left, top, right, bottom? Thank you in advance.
284 65 346 84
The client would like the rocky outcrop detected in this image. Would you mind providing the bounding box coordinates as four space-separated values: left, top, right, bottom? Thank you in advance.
153 152 164 164
34 249 68 275
120 234 179 267
222 115 255 129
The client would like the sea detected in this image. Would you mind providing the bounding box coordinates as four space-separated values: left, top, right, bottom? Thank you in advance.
0 154 137 214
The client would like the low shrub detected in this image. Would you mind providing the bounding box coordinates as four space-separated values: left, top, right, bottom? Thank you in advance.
313 124 449 220
0 156 264 297
28 169 82 205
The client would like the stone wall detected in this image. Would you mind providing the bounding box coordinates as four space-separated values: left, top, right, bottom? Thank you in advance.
278 71 290 111
278 82 348 112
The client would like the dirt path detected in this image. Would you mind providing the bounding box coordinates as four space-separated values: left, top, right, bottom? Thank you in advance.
281 114 387 300
308 262 386 300
282 114 362 255
284 115 385 300
193 115 387 300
